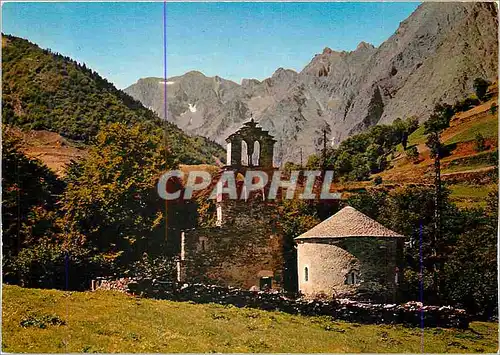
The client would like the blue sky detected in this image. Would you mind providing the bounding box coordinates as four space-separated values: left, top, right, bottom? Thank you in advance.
2 2 420 89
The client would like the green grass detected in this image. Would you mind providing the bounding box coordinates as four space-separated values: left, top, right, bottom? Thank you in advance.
442 163 495 174
2 285 498 353
448 184 495 209
449 184 493 199
407 125 427 147
444 117 498 145
400 112 498 152
442 151 497 174
395 125 426 153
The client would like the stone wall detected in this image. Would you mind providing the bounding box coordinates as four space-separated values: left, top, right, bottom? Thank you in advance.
297 238 403 302
183 226 283 289
92 277 132 291
93 278 469 329
183 196 284 290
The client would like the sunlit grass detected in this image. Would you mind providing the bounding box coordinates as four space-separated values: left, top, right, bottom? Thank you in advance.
444 116 498 145
448 183 495 209
442 162 495 174
2 285 498 353
407 125 427 147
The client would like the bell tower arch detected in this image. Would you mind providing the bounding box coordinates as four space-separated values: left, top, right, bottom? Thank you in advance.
225 118 276 168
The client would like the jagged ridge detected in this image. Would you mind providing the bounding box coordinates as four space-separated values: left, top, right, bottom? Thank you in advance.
125 2 498 164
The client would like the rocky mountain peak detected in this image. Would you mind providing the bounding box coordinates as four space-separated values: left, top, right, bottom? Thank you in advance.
184 70 206 77
355 41 375 51
272 67 297 78
322 47 334 55
241 78 261 87
125 2 498 165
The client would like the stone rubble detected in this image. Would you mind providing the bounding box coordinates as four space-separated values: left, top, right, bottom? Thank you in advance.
94 278 469 329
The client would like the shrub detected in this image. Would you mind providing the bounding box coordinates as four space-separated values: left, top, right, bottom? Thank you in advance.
11 238 109 290
373 176 383 185
474 133 486 152
490 103 498 115
356 281 389 303
473 78 490 101
453 97 480 113
127 254 177 281
283 161 302 172
406 146 419 162
20 313 66 328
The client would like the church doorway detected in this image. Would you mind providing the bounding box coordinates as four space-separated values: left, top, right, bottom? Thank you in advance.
259 277 272 291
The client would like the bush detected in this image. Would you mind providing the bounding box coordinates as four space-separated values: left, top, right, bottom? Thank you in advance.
474 133 486 152
473 78 490 101
127 254 177 281
373 176 383 185
490 103 497 115
349 164 371 181
453 97 480 113
443 223 497 319
20 313 66 328
356 281 389 303
406 146 419 162
283 161 302 172
2 128 65 261
11 238 109 290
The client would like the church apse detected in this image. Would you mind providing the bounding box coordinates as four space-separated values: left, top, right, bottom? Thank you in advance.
225 119 276 168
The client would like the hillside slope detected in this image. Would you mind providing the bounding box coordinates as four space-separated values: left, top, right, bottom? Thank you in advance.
379 99 498 182
2 35 225 165
371 85 498 208
3 285 498 353
5 127 87 177
125 2 498 164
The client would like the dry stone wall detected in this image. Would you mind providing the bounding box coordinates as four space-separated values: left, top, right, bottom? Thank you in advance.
93 278 469 329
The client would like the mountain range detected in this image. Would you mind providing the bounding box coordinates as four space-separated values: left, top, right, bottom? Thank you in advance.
125 2 498 165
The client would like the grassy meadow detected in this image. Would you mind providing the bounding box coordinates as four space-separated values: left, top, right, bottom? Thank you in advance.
2 285 498 353
448 184 495 208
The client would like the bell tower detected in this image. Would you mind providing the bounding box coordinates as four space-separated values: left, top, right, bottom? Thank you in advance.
225 118 276 168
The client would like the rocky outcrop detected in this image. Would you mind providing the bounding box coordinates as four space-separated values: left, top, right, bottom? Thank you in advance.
125 2 498 165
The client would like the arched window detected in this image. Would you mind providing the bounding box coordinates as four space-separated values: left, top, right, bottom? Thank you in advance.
198 237 209 252
304 267 309 282
252 141 260 166
345 270 360 285
241 140 248 166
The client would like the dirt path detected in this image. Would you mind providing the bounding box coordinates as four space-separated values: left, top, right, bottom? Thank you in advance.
441 166 496 177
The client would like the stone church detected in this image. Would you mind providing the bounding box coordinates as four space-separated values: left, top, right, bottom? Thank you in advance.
177 119 284 290
173 119 405 300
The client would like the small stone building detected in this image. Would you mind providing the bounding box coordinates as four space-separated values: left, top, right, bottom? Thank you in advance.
296 206 405 302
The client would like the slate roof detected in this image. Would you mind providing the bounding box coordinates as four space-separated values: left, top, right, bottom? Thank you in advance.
295 206 405 240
